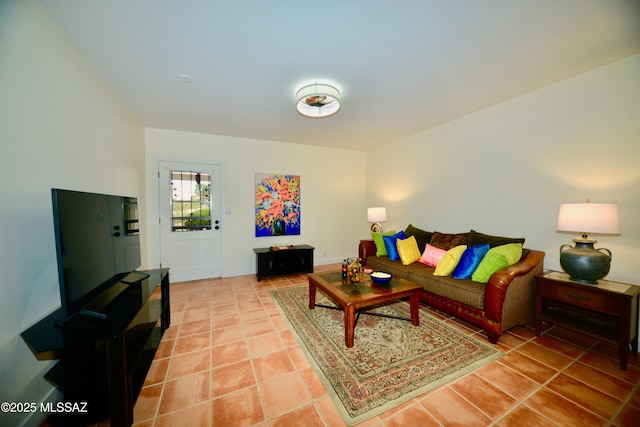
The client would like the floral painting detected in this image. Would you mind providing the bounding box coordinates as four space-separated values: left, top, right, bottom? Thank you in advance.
255 173 301 237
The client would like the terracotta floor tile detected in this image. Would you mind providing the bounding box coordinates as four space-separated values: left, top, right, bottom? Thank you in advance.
533 334 589 358
182 307 210 323
244 318 276 337
211 385 265 426
288 346 312 370
451 373 518 419
497 352 557 384
269 404 325 427
132 384 162 423
382 403 441 426
154 401 210 427
211 323 244 346
143 358 170 386
579 351 640 384
525 387 607 427
211 312 241 329
247 331 285 357
258 372 313 419
546 373 623 419
474 361 540 400
496 404 557 427
545 325 599 349
211 340 250 368
167 348 210 380
173 331 210 355
613 399 640 427
252 349 296 382
298 367 327 399
563 361 634 399
159 372 210 415
210 302 238 316
420 388 492 427
211 359 256 397
516 341 573 370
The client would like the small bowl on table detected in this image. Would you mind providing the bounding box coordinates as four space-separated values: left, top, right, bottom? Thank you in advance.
370 271 392 285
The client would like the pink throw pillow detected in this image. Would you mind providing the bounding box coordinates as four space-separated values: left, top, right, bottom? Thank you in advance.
419 244 447 267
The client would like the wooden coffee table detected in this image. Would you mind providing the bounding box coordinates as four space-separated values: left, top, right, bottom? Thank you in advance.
308 271 421 348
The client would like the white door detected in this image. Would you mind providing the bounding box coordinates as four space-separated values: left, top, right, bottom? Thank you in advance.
158 161 222 282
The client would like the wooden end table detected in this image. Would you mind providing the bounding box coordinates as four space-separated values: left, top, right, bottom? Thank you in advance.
308 271 421 348
535 271 640 370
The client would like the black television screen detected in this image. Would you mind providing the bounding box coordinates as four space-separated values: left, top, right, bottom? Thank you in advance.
51 188 142 323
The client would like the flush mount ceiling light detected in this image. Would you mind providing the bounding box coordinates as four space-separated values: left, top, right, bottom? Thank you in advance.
295 82 341 118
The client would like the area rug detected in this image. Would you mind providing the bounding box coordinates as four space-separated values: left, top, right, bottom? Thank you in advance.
270 284 503 425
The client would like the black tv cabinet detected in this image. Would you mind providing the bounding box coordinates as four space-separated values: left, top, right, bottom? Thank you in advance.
21 269 170 427
253 244 314 281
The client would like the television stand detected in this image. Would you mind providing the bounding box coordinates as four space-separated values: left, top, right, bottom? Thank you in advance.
22 268 170 427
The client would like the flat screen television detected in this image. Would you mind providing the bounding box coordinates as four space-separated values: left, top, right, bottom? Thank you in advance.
51 188 144 325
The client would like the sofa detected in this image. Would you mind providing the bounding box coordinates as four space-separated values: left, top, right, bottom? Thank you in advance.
359 226 545 343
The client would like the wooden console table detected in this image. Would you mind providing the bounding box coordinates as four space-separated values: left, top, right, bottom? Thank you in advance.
535 271 639 370
253 244 314 281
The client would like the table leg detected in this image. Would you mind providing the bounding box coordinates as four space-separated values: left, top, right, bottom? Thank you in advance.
410 289 420 326
308 280 316 309
344 304 355 348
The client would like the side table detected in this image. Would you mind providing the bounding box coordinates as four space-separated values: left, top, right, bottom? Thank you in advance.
253 244 314 281
535 271 640 370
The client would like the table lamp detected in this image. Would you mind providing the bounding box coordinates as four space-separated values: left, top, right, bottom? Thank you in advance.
556 200 620 284
367 207 387 232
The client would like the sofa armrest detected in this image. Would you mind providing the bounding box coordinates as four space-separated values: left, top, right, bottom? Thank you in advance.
484 249 545 322
359 239 377 265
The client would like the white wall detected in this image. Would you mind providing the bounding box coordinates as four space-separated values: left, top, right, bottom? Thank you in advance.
0 1 144 425
367 54 640 286
145 129 367 277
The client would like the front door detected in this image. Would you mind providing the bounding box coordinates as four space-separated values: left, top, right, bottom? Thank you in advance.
158 161 222 282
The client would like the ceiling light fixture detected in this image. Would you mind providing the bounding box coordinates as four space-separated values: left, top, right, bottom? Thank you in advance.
295 82 341 118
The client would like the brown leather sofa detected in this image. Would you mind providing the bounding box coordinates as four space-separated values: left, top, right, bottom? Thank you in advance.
359 239 545 343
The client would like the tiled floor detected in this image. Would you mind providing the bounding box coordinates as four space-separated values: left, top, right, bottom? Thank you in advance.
129 265 640 426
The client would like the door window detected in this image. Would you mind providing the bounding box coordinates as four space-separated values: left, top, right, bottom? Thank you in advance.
170 171 212 232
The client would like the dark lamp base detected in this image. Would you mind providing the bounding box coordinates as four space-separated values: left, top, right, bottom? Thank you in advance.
559 240 612 285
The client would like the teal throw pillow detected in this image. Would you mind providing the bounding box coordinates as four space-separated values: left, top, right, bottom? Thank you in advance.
453 244 490 279
472 243 523 283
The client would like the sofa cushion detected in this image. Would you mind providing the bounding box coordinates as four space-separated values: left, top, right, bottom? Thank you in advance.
372 230 397 257
404 224 433 251
383 231 406 261
429 231 470 250
453 244 490 279
397 235 422 265
467 229 525 248
472 243 523 283
433 245 467 276
419 244 446 267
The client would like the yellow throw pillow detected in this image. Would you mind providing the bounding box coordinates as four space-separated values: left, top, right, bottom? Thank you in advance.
433 245 467 276
397 235 422 265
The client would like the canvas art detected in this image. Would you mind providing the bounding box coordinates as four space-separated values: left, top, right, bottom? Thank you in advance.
255 173 301 237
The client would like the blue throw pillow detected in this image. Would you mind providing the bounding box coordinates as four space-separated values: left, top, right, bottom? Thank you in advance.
453 243 490 279
383 231 407 261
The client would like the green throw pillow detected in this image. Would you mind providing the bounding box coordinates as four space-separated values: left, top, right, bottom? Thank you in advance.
471 243 523 283
372 230 396 257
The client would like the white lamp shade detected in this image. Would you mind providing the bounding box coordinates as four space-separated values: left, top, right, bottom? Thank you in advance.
367 207 387 223
557 203 620 235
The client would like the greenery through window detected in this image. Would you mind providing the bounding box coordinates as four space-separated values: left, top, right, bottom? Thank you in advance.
170 171 212 231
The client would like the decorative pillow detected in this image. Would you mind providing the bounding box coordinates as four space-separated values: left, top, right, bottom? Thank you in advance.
383 231 407 261
419 244 447 267
429 231 470 250
472 243 523 283
404 224 434 252
452 244 491 279
467 229 525 248
372 230 397 257
397 235 422 265
433 245 467 276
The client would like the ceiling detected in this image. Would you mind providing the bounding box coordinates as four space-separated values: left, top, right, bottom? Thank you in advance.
41 0 640 151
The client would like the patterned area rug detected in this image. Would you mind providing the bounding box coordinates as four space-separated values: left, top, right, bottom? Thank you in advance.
270 285 502 425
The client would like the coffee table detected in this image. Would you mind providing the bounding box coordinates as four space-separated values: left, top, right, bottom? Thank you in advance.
308 271 421 348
